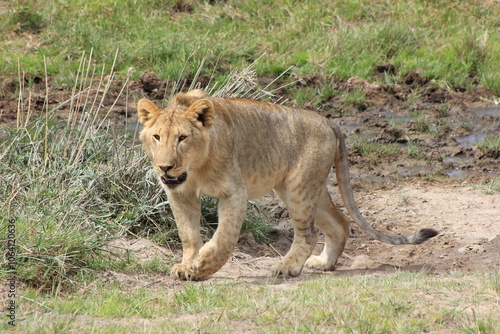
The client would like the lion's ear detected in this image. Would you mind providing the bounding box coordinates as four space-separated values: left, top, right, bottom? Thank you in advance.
137 99 160 127
185 99 215 128
174 89 210 108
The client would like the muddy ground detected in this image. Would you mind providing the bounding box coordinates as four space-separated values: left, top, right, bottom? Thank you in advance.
1 71 499 283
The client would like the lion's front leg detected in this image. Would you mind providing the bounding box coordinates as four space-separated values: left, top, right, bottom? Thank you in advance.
190 192 247 278
167 191 204 280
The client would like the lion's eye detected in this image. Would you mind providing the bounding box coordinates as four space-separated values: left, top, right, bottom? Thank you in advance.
178 135 187 142
153 134 160 141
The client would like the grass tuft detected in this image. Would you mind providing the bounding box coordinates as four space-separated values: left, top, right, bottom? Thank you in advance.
477 134 500 155
351 134 398 159
473 177 500 195
9 3 46 33
341 88 366 106
407 139 420 157
0 53 172 290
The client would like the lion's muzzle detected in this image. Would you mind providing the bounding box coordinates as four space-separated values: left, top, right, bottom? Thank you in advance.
161 172 188 187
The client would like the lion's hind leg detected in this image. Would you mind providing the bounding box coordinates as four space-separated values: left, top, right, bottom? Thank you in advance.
305 186 350 271
272 180 321 278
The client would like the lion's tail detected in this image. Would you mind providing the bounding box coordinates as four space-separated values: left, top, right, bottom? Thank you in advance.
330 123 438 245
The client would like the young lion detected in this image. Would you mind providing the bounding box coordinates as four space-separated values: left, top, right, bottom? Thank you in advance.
138 89 438 280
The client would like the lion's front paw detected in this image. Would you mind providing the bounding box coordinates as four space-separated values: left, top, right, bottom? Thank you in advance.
271 258 304 278
190 241 231 277
171 264 200 281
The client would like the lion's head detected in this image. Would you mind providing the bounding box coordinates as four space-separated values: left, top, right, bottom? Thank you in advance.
137 90 215 188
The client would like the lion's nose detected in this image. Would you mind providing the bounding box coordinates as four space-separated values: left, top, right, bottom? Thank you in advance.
159 165 174 173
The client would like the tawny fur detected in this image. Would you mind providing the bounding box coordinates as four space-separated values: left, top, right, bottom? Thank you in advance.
138 89 437 280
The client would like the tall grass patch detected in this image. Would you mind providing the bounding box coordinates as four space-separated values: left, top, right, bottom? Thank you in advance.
0 55 171 290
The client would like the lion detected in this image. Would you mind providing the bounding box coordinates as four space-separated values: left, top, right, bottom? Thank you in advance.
137 89 438 280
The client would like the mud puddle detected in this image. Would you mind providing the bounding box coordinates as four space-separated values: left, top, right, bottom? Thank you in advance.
337 102 499 181
473 107 500 117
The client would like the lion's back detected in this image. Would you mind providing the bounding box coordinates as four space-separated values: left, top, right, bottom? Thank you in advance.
211 98 337 180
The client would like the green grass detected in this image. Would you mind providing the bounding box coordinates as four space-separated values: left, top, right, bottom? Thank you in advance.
478 134 500 154
415 116 431 133
407 139 420 157
200 198 273 243
405 91 421 106
0 60 170 290
400 194 411 206
1 0 500 96
491 268 500 294
474 177 500 195
350 134 398 159
288 82 341 109
5 270 499 333
290 87 318 107
341 88 366 106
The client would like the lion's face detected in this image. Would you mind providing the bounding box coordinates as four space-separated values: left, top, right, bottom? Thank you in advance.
137 96 215 188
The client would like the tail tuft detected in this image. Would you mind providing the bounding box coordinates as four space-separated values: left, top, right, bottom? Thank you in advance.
410 228 439 244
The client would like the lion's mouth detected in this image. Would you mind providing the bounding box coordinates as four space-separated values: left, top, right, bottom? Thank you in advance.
161 172 187 186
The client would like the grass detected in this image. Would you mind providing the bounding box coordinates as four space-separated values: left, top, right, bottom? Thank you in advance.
400 194 411 206
405 90 421 106
288 81 341 109
407 139 420 157
1 0 500 97
350 134 398 159
474 177 500 195
290 87 318 107
200 198 273 243
415 115 431 133
4 270 499 333
477 134 500 155
491 268 500 294
341 88 366 106
0 54 171 291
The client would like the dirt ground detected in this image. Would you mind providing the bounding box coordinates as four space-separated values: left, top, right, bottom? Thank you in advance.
2 71 499 283
106 179 499 287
